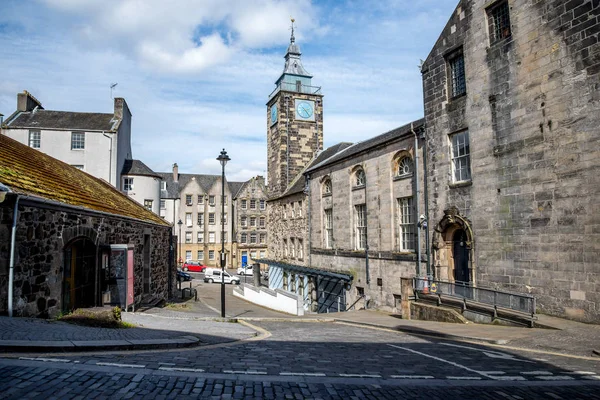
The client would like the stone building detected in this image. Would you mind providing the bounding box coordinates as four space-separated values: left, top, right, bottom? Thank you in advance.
234 176 268 266
422 0 600 322
157 164 244 268
306 121 426 312
0 134 173 318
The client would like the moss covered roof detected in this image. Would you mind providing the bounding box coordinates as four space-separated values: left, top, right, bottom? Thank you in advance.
0 134 169 226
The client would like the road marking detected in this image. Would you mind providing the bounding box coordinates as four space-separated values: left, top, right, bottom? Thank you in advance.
19 357 71 363
536 375 574 381
440 343 534 363
96 362 145 369
339 374 381 378
544 393 562 400
583 376 600 380
567 371 596 375
520 371 553 375
495 391 523 399
490 376 526 381
447 376 482 380
477 371 506 375
387 344 497 380
222 370 267 375
159 367 205 373
280 372 326 377
390 375 434 379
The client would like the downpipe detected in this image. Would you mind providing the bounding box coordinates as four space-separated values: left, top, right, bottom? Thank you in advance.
8 195 20 317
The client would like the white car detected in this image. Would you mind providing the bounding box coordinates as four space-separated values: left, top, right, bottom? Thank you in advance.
203 268 240 285
236 266 254 276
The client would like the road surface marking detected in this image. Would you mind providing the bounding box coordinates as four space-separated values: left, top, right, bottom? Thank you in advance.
478 371 506 375
491 376 526 381
440 342 534 363
19 357 70 363
567 371 596 375
96 362 145 368
387 344 497 380
339 374 381 378
447 376 482 380
536 375 574 380
222 370 267 375
280 372 326 377
495 391 523 399
520 371 553 375
582 375 600 380
159 367 205 372
390 375 434 379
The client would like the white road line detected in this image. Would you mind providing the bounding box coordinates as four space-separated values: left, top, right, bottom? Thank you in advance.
19 357 71 363
536 375 574 381
495 391 522 399
567 371 596 375
96 362 145 369
520 371 553 375
339 374 381 378
447 376 482 380
583 376 600 380
491 376 527 381
387 344 497 380
477 371 506 375
390 375 434 379
440 343 534 363
222 370 267 375
159 367 205 373
280 372 326 377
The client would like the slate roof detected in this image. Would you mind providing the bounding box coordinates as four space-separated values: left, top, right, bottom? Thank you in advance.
306 119 425 174
5 110 118 131
0 135 169 226
157 172 245 200
270 142 354 201
121 159 161 178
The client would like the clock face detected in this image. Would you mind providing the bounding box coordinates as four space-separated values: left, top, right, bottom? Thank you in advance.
270 105 277 125
295 99 315 121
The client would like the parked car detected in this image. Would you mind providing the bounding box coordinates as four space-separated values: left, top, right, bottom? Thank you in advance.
236 265 253 276
204 268 240 285
182 260 207 272
177 269 192 282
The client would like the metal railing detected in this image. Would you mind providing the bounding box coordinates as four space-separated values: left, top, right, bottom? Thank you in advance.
269 82 322 99
413 277 536 322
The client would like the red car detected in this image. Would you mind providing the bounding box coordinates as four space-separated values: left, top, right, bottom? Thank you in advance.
182 261 207 272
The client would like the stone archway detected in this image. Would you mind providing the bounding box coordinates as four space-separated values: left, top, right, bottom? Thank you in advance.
432 206 475 284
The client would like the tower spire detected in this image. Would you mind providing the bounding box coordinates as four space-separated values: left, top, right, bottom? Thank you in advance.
290 18 295 44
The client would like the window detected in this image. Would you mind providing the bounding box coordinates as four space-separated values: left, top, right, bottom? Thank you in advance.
123 178 133 191
185 251 192 261
283 239 288 257
222 213 227 224
396 156 413 178
209 250 215 260
355 204 367 250
209 195 215 206
298 239 304 260
185 232 192 243
209 232 216 243
259 233 266 244
297 201 302 217
209 213 215 224
354 169 366 187
447 50 466 98
29 130 40 148
241 216 247 227
251 251 257 259
186 194 193 206
290 238 296 258
198 195 204 204
241 233 247 243
198 250 204 261
259 250 266 258
324 209 333 249
487 1 511 44
259 217 266 228
250 217 257 227
197 231 204 243
250 233 257 244
160 200 166 210
222 195 227 205
161 181 167 190
241 199 247 209
71 132 85 150
283 204 287 219
250 199 257 209
144 199 153 210
260 200 266 210
186 213 192 227
323 179 332 195
291 203 296 218
397 197 415 251
450 131 471 182
198 213 204 225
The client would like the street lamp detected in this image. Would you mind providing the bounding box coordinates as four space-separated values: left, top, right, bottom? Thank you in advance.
177 219 183 268
217 148 230 318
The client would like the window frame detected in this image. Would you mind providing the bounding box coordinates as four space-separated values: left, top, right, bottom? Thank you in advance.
28 130 41 149
209 250 215 260
250 233 257 244
198 212 204 225
208 231 216 243
185 231 192 243
322 179 332 196
447 48 466 99
449 130 472 183
123 177 134 191
324 208 333 249
208 213 216 224
354 204 367 250
197 231 204 243
354 168 366 187
197 250 204 261
185 194 193 206
260 199 266 210
241 199 247 210
71 131 85 150
397 197 415 251
241 233 247 243
209 195 215 206
143 199 153 210
185 213 192 227
395 156 413 178
487 0 512 45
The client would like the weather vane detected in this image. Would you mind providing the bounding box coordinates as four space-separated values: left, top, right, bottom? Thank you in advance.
290 17 295 43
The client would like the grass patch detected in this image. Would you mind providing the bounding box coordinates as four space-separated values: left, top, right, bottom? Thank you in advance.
58 307 134 329
165 302 190 310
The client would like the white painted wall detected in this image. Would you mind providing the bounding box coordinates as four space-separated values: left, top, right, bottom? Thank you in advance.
123 174 161 214
233 284 303 315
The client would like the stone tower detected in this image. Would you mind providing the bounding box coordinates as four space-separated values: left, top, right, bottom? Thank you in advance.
267 20 323 198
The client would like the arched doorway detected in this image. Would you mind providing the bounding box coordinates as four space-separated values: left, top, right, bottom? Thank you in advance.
63 237 98 312
432 207 474 284
452 229 470 283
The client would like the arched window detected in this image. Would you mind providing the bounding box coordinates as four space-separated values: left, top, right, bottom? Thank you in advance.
354 168 366 187
323 178 332 195
396 156 413 178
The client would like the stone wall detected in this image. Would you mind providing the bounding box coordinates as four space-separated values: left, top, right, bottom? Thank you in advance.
235 176 268 265
422 0 600 322
267 192 309 266
0 198 173 318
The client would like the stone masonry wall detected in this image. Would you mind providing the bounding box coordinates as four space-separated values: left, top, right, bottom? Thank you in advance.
422 0 600 322
235 176 268 265
0 199 172 318
267 192 309 267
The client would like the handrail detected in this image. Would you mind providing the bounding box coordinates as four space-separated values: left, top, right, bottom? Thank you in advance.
269 82 322 99
348 294 366 311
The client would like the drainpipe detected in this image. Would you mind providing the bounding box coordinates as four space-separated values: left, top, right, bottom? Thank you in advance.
412 123 422 278
103 132 113 186
285 95 290 189
8 195 20 317
364 172 370 285
305 174 312 268
422 125 432 279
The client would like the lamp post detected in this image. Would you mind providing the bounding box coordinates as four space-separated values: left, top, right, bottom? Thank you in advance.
217 148 230 318
177 219 183 268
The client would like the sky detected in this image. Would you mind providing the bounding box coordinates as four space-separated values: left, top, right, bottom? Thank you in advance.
0 0 457 182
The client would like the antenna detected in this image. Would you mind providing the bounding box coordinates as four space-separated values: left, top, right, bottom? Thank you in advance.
110 83 118 99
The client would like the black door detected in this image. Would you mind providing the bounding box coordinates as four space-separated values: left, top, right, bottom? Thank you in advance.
453 229 470 283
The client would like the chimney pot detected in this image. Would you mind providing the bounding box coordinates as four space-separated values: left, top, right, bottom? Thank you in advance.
173 163 179 182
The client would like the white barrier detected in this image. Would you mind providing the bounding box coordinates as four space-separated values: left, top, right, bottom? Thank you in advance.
233 284 303 316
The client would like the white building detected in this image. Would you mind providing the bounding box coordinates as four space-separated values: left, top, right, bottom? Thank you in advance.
121 159 162 215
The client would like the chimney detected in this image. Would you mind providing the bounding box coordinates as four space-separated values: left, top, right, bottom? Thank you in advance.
17 91 43 112
173 163 179 182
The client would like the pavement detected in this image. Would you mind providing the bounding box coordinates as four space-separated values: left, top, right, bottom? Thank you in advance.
0 277 598 358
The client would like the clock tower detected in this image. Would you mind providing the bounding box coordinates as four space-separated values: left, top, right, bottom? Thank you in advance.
267 20 323 198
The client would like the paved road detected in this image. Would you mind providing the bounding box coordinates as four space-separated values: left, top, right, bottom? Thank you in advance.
1 320 599 399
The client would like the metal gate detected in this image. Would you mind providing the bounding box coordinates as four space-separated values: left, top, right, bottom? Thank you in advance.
317 277 346 313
